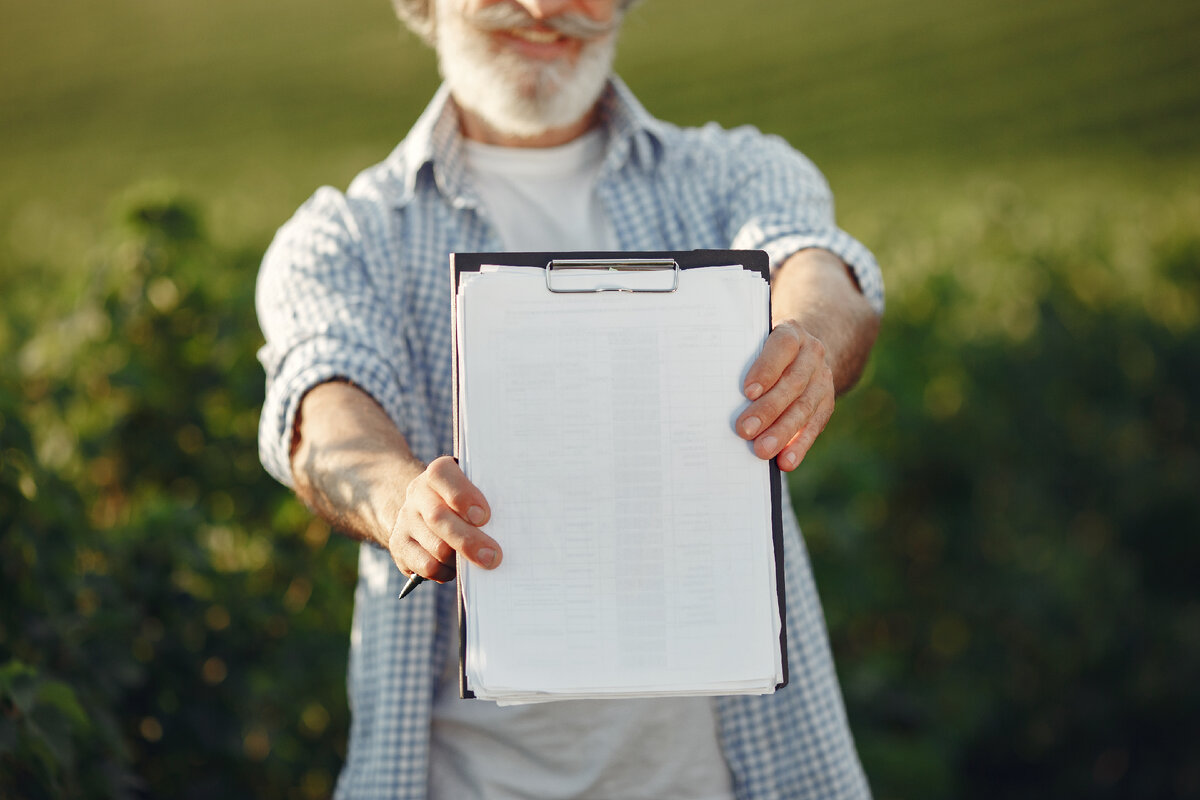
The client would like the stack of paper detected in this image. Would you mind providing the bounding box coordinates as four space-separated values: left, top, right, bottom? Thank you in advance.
455 262 784 705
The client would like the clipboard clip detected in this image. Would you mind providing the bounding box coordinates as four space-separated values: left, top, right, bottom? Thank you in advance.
545 258 680 294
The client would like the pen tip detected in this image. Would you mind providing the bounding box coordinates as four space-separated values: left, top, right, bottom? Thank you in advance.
399 574 425 600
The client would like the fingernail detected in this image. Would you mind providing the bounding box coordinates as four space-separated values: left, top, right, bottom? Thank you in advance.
782 451 798 469
742 416 761 436
468 506 487 525
745 382 763 400
761 435 778 453
477 547 497 568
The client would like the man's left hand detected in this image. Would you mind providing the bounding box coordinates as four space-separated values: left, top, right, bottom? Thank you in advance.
736 319 835 472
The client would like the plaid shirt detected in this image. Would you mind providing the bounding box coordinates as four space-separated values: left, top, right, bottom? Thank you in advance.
257 77 880 799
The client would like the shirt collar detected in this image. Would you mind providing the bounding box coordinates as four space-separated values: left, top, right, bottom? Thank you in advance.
390 75 668 208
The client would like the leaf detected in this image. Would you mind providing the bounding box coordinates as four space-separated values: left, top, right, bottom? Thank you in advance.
36 680 89 731
0 659 40 715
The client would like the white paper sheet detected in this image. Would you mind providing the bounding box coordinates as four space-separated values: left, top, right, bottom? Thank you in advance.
457 263 782 704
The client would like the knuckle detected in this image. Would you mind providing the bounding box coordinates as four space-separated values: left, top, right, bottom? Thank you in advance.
404 477 421 500
393 537 422 569
775 369 809 405
433 539 456 564
444 486 473 512
778 324 803 353
419 555 442 577
443 525 474 552
805 332 827 356
794 396 817 422
425 503 455 529
393 505 423 538
751 397 783 429
777 319 802 339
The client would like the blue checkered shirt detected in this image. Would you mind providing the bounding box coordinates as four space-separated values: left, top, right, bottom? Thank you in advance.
257 77 880 799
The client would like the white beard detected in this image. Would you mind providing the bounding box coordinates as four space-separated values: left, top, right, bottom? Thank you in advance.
434 0 619 139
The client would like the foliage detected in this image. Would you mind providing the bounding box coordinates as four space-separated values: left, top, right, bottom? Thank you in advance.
793 179 1200 799
3 172 1198 797
1 197 358 799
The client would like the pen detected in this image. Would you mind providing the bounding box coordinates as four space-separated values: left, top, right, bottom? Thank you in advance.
398 573 425 600
399 456 461 601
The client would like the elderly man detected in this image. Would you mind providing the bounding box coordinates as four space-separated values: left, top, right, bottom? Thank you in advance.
256 0 883 796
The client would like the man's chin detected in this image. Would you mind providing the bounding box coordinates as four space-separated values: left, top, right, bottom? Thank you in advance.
459 98 582 141
450 68 610 140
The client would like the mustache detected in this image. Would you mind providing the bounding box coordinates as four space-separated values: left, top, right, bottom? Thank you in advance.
464 1 622 39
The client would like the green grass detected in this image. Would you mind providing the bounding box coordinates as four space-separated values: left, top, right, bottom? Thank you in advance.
2 0 1197 270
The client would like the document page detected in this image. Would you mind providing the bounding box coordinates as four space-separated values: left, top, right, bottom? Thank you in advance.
456 263 782 703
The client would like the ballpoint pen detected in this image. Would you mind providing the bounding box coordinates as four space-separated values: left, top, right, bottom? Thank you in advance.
398 573 425 600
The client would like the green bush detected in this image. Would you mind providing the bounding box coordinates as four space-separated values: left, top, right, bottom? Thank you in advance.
795 185 1200 799
2 182 1198 798
2 196 358 799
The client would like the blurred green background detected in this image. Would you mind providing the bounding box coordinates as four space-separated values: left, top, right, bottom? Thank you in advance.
2 0 1198 797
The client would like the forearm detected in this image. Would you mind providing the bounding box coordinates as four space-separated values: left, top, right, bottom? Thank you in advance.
289 381 425 548
771 248 881 395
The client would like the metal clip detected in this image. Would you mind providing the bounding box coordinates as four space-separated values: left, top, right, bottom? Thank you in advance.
545 258 680 294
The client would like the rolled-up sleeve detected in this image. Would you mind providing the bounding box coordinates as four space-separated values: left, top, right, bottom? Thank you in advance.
255 187 409 487
720 126 885 314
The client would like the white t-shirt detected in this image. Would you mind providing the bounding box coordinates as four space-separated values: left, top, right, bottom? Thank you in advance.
428 130 736 800
460 129 618 252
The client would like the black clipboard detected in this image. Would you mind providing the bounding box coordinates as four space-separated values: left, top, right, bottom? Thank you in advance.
450 249 788 699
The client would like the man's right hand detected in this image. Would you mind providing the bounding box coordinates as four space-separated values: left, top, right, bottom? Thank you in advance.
388 455 502 583
289 381 502 585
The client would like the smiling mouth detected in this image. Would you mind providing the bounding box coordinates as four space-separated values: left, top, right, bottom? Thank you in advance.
508 27 565 44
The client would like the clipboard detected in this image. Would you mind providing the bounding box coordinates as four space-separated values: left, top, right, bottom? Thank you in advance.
450 250 788 700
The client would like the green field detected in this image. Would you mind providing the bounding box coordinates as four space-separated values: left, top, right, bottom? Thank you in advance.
3 0 1199 797
2 0 1197 260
